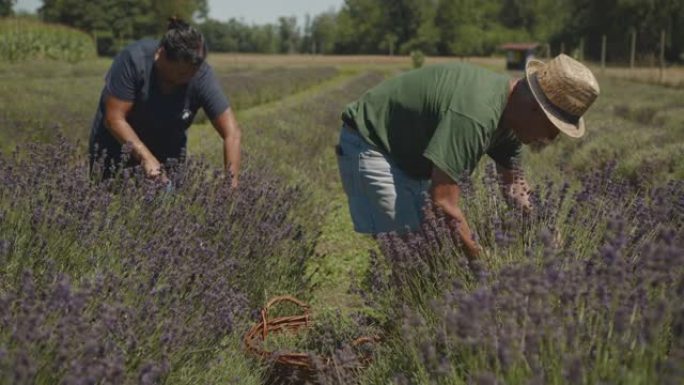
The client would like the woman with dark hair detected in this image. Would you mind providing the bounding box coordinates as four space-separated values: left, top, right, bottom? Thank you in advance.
89 17 241 187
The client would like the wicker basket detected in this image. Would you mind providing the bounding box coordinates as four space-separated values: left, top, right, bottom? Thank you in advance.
244 295 379 373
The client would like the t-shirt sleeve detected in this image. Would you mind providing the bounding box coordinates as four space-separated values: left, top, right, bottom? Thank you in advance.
423 111 488 181
197 66 230 121
486 130 523 170
104 49 138 101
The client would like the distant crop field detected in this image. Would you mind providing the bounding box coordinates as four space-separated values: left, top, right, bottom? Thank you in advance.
0 18 96 63
594 65 684 88
209 53 684 88
208 53 505 69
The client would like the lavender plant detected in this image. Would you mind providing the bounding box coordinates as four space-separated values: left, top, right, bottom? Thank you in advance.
0 135 317 384
218 67 340 111
360 164 683 385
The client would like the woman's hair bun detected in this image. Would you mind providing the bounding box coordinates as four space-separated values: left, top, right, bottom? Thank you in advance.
167 16 190 31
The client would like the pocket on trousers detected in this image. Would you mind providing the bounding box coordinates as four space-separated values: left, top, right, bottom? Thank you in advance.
336 145 358 196
358 149 391 172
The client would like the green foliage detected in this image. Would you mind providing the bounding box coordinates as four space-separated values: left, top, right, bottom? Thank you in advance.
555 0 684 62
0 18 96 62
410 50 425 68
11 0 684 59
277 16 299 54
0 0 16 17
311 11 337 54
199 19 278 53
39 0 207 56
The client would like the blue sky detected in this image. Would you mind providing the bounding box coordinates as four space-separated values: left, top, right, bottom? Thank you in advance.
15 0 343 24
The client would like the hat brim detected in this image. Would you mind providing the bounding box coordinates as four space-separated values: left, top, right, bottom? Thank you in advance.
525 59 586 138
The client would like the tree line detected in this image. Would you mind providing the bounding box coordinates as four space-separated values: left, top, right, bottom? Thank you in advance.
4 0 683 62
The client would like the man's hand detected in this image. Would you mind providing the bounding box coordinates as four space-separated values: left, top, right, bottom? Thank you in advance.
503 181 532 214
430 167 482 259
496 165 533 215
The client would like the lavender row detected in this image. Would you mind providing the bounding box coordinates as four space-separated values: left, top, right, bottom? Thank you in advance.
0 136 315 384
192 66 340 124
359 164 683 385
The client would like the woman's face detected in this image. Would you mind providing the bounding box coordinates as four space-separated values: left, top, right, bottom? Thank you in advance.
155 49 199 88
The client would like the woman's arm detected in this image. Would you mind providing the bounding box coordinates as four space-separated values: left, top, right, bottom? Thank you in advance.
211 107 241 188
104 95 163 179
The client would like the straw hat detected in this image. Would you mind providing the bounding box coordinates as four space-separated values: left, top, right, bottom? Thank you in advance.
525 54 600 138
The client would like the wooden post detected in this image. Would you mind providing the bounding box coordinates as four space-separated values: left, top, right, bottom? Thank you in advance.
601 35 607 72
660 29 666 83
630 29 636 69
560 42 565 54
93 30 98 55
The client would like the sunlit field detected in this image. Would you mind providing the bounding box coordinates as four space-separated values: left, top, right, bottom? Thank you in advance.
1 52 682 385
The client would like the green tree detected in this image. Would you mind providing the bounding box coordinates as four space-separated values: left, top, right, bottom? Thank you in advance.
334 0 385 53
435 0 496 56
199 18 237 51
39 0 208 55
554 0 684 62
250 24 278 53
311 11 337 54
0 0 16 16
277 16 299 53
398 0 440 54
499 0 568 41
150 0 208 31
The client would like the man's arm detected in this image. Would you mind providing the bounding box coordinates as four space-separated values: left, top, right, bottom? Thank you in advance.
496 164 532 213
211 107 241 188
430 167 481 259
104 95 164 179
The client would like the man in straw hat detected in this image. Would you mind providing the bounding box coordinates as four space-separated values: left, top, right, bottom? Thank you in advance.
336 54 600 258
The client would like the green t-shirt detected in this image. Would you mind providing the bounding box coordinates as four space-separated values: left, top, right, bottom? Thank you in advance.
341 62 521 181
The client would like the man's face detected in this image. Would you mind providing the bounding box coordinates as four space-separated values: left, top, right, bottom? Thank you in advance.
517 102 560 150
155 49 200 88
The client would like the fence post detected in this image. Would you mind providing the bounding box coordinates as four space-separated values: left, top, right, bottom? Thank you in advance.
601 35 607 73
93 30 98 55
660 29 666 83
630 29 636 69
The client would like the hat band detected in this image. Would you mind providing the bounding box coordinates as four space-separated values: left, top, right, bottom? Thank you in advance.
529 73 581 124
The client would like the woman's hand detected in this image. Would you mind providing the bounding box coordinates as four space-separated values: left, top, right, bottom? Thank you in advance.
142 156 169 184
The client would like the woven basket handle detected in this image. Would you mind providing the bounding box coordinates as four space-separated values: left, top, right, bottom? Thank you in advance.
351 335 381 347
265 295 310 313
261 295 310 340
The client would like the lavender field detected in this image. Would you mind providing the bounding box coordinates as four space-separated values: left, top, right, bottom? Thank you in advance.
0 54 682 385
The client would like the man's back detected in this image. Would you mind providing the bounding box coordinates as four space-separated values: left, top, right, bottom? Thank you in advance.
342 62 517 180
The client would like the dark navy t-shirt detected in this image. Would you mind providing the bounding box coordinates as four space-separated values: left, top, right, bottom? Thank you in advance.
89 39 229 168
